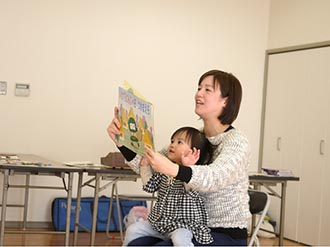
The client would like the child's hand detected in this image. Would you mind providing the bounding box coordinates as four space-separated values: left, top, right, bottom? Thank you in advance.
181 147 200 166
144 146 179 177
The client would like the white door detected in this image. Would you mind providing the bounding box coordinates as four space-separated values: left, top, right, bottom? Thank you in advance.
295 47 330 245
262 51 305 240
298 47 330 246
319 89 330 245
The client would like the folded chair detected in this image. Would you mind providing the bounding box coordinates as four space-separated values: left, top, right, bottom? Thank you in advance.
248 189 271 247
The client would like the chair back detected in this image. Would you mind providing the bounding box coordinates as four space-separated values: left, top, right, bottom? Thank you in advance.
249 190 268 214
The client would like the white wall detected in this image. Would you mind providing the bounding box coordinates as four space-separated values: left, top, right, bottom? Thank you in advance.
268 0 330 49
0 0 270 221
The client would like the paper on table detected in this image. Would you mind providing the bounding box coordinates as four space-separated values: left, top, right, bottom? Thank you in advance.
64 161 108 168
261 168 294 177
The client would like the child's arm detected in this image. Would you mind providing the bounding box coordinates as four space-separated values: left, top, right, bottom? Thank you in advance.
139 157 153 185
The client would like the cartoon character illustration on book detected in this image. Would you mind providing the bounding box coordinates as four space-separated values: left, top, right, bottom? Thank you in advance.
127 107 139 147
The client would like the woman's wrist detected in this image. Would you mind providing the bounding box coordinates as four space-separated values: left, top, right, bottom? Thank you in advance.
175 165 192 183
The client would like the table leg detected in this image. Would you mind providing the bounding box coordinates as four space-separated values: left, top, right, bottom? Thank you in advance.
0 169 9 246
65 172 74 246
106 181 116 238
73 172 83 246
22 174 30 230
279 182 287 246
114 183 124 242
90 173 101 246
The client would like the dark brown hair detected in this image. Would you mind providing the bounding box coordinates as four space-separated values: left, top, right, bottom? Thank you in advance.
171 126 215 165
198 69 242 125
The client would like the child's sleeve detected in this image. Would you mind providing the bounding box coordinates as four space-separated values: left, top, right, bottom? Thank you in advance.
140 165 153 185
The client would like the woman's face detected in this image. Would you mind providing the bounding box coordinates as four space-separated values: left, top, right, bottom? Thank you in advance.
194 75 227 120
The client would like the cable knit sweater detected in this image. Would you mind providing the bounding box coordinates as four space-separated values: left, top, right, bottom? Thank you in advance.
125 128 251 230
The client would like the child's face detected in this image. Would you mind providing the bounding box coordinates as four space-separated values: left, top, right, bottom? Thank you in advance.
167 132 192 165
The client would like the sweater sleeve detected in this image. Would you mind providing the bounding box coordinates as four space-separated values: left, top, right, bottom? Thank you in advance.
140 165 153 185
118 146 137 161
175 165 192 183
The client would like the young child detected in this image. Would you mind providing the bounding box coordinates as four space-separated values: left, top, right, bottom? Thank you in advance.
122 126 215 246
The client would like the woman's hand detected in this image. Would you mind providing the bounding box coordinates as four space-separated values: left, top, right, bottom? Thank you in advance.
181 147 200 166
106 107 122 147
144 146 179 177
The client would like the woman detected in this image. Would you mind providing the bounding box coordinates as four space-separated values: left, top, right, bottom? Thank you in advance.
107 69 251 246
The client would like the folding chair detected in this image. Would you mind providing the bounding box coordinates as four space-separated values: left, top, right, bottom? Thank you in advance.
248 189 271 247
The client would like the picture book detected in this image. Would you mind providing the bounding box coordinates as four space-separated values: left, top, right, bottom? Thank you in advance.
117 82 154 155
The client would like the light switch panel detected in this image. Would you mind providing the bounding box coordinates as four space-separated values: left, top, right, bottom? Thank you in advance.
15 83 30 97
0 81 7 95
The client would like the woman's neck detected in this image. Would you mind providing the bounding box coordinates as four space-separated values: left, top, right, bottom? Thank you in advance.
203 119 230 137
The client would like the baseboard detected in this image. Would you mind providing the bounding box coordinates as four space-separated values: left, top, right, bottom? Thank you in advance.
4 221 53 229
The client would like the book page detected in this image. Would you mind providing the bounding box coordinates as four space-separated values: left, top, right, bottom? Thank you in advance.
117 83 154 155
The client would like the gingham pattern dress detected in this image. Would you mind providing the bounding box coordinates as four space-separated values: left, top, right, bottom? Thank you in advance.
143 172 213 244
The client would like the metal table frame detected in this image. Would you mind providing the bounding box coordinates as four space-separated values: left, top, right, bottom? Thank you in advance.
73 168 156 246
72 171 299 246
249 174 300 246
0 154 82 246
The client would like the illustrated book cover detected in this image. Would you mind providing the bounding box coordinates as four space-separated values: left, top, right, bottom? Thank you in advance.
117 82 154 155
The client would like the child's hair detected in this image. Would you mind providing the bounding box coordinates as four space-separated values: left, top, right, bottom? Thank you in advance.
170 126 215 165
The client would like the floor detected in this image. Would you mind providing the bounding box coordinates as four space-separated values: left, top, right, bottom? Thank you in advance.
1 229 307 246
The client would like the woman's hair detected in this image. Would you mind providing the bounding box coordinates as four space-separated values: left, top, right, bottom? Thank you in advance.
171 126 214 165
198 69 242 125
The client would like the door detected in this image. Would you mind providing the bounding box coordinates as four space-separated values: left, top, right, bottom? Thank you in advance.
262 51 305 240
262 45 330 245
297 47 330 245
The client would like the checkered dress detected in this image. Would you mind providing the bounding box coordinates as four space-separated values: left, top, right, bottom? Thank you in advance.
143 172 213 244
